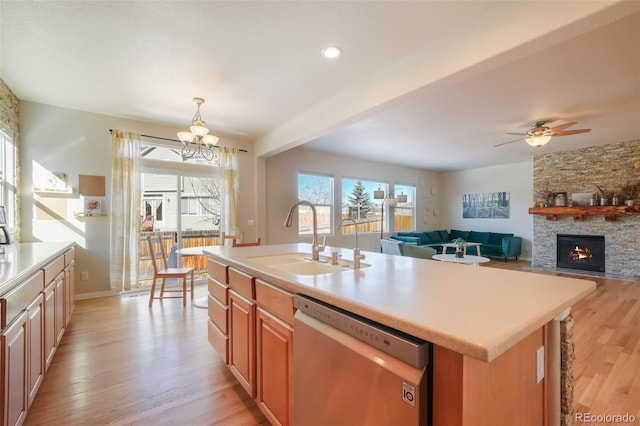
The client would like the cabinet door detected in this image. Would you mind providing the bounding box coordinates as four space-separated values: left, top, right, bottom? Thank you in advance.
43 282 56 371
1 311 28 426
228 289 256 397
64 261 75 326
26 294 44 408
53 272 65 346
256 307 293 426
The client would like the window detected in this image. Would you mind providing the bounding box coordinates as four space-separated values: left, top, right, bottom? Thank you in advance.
297 173 333 235
393 184 416 232
143 195 164 221
341 178 386 235
0 128 16 229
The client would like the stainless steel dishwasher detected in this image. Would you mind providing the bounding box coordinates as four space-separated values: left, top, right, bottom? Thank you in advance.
293 295 432 426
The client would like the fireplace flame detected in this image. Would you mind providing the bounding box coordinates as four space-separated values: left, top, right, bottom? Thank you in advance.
568 245 593 261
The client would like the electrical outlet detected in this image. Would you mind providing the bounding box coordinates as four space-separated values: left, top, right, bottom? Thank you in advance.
81 271 89 281
536 346 544 383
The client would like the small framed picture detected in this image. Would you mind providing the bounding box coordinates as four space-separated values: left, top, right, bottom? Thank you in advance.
85 198 103 214
571 192 593 207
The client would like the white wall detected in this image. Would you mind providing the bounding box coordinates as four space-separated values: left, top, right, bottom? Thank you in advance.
439 161 533 260
19 101 255 297
265 147 441 252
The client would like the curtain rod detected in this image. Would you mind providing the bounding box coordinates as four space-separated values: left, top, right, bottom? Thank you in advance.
108 129 248 153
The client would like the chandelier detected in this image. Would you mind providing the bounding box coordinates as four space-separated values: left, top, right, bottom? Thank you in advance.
177 97 219 161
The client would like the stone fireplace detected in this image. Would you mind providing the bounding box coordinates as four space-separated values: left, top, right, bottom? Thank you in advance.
532 139 640 280
556 234 605 273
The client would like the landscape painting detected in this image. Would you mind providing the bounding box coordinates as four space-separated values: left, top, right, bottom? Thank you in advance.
463 192 510 219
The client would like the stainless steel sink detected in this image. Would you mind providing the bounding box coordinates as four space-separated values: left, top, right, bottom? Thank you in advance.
247 252 370 275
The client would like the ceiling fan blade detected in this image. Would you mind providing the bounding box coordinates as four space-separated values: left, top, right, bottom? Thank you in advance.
505 132 527 136
549 121 578 132
494 137 523 147
553 129 591 136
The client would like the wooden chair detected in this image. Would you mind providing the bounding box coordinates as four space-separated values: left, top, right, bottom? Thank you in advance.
232 237 261 247
219 231 244 246
147 235 195 307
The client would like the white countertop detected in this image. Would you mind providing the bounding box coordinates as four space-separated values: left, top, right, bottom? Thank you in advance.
204 243 596 362
0 242 75 295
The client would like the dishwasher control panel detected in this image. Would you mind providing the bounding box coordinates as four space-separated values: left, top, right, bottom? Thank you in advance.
294 294 430 369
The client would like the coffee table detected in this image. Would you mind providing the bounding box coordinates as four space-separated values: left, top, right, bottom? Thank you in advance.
441 242 482 256
432 254 490 266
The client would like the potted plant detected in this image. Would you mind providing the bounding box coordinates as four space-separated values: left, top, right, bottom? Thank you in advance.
594 183 611 206
451 238 467 258
620 181 638 206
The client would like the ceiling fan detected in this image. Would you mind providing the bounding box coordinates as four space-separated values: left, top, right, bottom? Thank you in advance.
494 120 591 148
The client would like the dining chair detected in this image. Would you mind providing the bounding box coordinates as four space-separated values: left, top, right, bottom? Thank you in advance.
147 235 195 307
232 237 261 247
219 231 244 246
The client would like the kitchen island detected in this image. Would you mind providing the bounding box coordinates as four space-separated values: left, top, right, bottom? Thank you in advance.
204 243 595 426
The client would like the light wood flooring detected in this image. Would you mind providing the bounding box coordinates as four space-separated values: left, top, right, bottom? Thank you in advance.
25 261 640 425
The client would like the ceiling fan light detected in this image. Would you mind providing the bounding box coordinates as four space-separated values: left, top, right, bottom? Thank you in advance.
525 135 552 147
177 131 195 143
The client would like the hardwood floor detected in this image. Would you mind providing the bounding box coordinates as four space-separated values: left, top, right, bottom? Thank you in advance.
25 262 640 425
25 285 268 426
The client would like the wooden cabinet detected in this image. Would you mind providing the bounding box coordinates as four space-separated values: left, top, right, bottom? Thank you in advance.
26 294 44 409
53 272 65 347
0 245 74 426
1 311 27 426
63 248 75 326
256 307 293 426
42 281 56 371
207 259 229 364
228 289 256 397
207 260 295 426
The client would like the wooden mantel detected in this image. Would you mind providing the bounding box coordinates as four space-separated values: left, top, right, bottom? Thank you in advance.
529 205 640 221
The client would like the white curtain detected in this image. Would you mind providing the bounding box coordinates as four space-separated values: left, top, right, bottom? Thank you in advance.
220 146 239 236
109 130 141 291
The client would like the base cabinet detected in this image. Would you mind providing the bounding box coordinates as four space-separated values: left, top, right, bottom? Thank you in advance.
256 307 293 426
26 295 44 409
1 247 75 426
1 312 27 426
228 289 256 397
207 259 295 426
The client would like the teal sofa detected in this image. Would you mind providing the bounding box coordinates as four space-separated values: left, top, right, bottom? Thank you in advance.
380 239 437 260
390 229 522 261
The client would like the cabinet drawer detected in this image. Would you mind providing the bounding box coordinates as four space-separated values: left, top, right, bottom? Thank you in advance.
208 295 228 334
255 279 294 325
1 271 45 328
228 267 255 299
208 277 228 305
208 259 228 284
64 247 75 266
208 319 229 364
43 256 65 284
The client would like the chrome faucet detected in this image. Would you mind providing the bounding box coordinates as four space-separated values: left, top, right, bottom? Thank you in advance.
338 218 366 269
284 200 325 261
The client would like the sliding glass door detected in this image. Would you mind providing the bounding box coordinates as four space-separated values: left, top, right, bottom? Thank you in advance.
139 142 220 285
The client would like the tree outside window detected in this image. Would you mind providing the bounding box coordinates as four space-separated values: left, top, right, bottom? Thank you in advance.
341 178 386 235
297 173 333 235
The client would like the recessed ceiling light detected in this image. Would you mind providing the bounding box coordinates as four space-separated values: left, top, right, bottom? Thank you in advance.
322 46 342 59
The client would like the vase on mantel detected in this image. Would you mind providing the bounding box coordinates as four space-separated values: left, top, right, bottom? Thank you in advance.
600 197 608 206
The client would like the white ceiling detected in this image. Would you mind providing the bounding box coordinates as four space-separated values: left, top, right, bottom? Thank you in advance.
1 1 639 171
